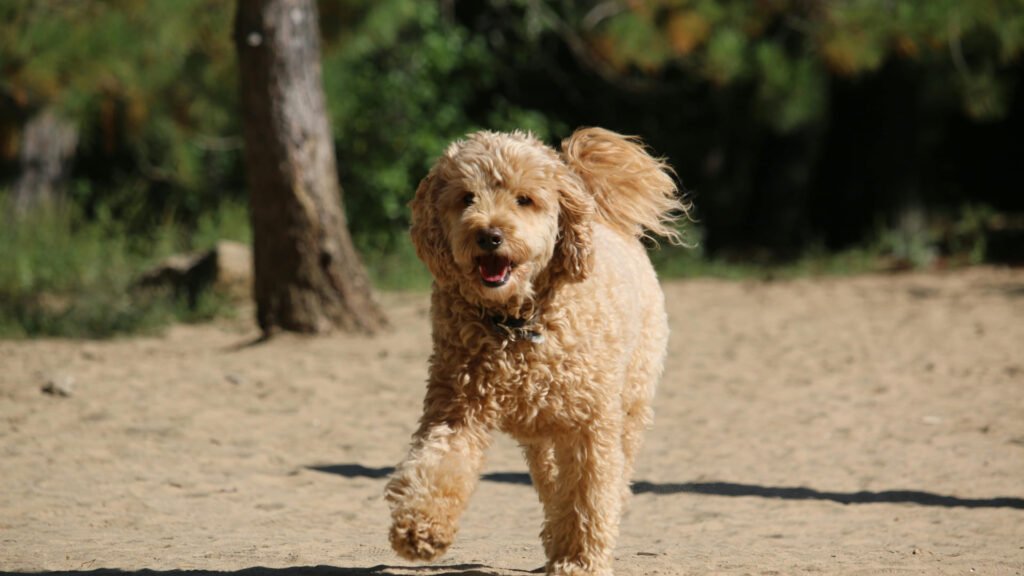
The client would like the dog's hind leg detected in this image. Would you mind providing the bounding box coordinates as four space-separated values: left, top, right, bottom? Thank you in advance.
619 303 666 505
620 355 660 502
620 400 653 504
385 418 491 561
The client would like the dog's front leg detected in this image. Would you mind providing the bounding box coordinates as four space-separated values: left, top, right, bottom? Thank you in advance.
544 424 625 576
385 412 490 561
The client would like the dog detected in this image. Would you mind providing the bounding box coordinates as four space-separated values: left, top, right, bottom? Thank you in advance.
385 127 686 576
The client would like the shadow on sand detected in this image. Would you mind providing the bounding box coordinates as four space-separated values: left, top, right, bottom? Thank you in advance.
0 563 541 576
309 463 1024 510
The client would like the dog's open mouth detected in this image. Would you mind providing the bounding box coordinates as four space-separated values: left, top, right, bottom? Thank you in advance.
477 254 514 287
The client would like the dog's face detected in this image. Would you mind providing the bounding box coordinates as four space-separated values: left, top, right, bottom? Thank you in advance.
411 131 594 306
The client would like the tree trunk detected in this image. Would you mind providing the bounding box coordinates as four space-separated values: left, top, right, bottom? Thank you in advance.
234 0 387 335
11 108 78 216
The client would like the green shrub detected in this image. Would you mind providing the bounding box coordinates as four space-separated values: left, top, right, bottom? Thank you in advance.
0 195 244 338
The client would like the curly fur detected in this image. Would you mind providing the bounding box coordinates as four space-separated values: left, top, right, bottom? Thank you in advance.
387 127 686 576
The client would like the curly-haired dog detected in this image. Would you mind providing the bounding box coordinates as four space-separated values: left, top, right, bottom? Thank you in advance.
385 127 686 576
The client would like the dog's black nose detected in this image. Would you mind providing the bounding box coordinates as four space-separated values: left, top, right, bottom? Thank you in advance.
476 228 504 251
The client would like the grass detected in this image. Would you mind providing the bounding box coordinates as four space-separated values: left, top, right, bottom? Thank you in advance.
363 237 433 292
651 243 889 280
0 198 249 339
651 204 994 280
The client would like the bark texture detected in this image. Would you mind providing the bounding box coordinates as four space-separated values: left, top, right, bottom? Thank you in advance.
234 0 387 335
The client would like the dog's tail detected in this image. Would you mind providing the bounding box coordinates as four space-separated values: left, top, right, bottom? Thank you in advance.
561 127 689 244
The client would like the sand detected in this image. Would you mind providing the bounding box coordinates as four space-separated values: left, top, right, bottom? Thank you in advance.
2 267 1022 575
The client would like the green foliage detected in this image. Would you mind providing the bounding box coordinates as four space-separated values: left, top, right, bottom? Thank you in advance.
704 26 747 84
582 0 1024 130
1 0 241 227
1 0 562 252
600 10 673 72
948 204 995 264
753 46 826 133
0 195 244 338
192 200 252 250
651 203 1009 280
322 0 562 252
650 238 884 281
363 237 433 292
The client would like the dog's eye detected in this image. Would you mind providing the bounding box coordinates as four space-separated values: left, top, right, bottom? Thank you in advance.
462 193 475 207
516 196 533 207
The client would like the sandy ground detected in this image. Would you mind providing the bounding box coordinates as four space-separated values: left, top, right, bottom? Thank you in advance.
2 267 1023 576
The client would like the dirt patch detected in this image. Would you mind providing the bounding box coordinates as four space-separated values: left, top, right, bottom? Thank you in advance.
2 269 1022 575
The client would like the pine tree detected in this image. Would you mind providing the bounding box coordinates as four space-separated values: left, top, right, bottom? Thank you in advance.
234 0 388 335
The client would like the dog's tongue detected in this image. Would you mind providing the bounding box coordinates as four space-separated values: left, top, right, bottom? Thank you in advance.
478 254 511 284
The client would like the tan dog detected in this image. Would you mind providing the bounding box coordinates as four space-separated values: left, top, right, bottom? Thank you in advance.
385 128 686 576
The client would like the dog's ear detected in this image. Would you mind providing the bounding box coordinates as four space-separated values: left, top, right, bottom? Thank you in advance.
409 170 459 287
549 171 595 284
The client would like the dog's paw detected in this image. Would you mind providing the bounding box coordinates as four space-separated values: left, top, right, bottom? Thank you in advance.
389 509 455 561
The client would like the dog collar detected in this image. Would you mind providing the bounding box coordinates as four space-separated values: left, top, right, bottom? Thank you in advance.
487 311 545 344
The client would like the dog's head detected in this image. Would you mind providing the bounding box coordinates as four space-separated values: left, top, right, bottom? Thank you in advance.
410 130 594 307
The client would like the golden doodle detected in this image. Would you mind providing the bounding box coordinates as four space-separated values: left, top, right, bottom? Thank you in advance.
386 127 687 576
